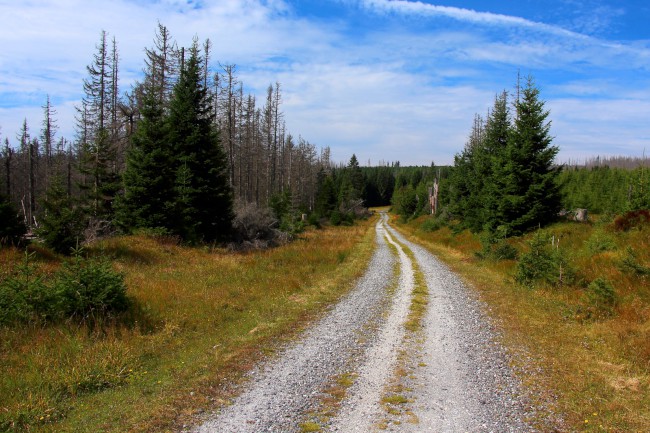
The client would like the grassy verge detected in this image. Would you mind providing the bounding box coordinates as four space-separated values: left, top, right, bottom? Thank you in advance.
0 218 377 432
391 214 649 432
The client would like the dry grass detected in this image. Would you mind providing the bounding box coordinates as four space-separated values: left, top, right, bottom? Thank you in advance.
393 214 650 432
0 218 377 432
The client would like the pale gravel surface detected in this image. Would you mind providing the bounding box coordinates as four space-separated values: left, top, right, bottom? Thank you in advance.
328 216 414 432
192 214 541 432
193 217 396 433
383 223 537 432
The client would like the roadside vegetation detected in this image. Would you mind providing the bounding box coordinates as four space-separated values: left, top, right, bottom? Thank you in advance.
0 219 376 432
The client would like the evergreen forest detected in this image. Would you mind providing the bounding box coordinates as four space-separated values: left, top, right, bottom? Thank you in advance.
0 24 648 254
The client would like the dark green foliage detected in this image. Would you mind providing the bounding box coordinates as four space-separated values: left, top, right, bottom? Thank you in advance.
515 231 574 288
269 190 292 221
585 278 618 317
116 86 172 232
53 250 129 321
0 253 51 324
0 193 26 246
446 77 561 237
476 229 518 261
0 250 128 326
36 177 85 254
119 41 234 244
329 210 342 226
345 154 365 201
497 77 561 234
78 128 121 220
314 169 337 217
165 43 233 243
362 166 395 207
269 190 304 234
392 185 417 220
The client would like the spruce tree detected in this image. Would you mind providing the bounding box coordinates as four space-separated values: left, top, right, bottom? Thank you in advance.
35 177 85 254
116 85 173 232
481 91 511 233
166 42 233 243
77 31 121 221
500 76 561 234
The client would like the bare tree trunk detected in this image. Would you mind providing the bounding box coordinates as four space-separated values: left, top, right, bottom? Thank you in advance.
3 139 12 198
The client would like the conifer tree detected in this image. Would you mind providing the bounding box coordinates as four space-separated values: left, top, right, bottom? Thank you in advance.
116 85 172 232
77 30 121 221
36 177 85 254
481 91 511 233
166 41 233 242
499 76 561 234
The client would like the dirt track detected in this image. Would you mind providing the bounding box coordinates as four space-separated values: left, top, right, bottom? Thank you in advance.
193 214 538 432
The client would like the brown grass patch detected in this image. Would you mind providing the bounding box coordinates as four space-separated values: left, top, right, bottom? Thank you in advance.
1 219 377 432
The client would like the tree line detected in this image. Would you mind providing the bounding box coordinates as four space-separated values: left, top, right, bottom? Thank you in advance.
0 24 347 251
390 76 649 234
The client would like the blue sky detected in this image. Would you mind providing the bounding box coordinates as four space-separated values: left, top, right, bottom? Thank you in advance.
0 0 649 165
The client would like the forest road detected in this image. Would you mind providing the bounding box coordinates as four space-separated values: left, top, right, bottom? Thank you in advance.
191 213 538 433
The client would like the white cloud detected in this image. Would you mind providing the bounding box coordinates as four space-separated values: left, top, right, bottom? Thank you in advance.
0 0 649 166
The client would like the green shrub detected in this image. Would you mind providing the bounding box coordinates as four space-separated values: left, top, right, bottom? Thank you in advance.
586 278 618 317
36 180 86 254
54 251 129 321
330 210 342 226
307 213 321 228
619 247 650 276
0 250 129 326
476 228 518 261
421 216 444 232
585 229 617 254
515 231 574 288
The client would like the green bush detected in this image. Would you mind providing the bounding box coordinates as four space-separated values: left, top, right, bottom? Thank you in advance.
619 247 650 276
586 278 618 317
54 251 129 321
0 253 46 324
515 231 574 288
421 216 444 232
307 213 321 228
476 228 518 261
36 180 86 254
585 229 617 254
0 250 129 326
330 210 342 226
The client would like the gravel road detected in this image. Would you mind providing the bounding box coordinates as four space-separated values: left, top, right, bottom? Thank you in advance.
192 213 538 432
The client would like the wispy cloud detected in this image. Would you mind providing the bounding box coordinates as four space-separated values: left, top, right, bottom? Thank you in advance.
0 0 648 164
354 0 586 38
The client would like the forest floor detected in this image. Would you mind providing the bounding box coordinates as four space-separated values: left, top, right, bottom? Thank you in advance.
191 213 551 432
